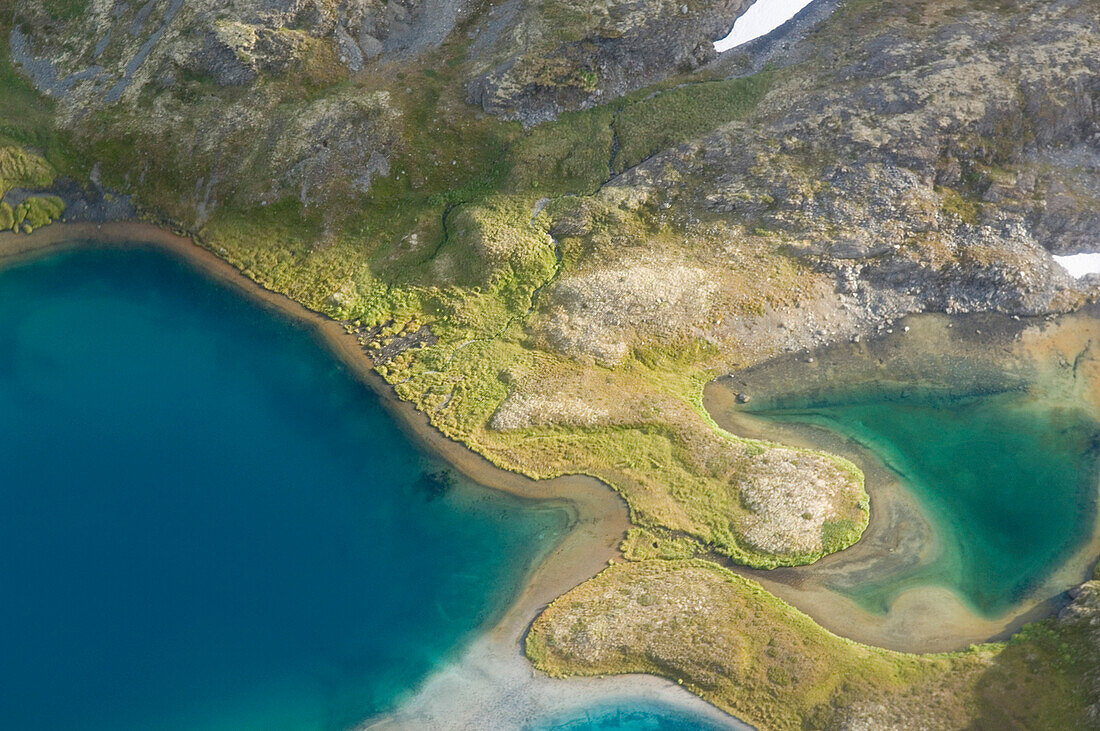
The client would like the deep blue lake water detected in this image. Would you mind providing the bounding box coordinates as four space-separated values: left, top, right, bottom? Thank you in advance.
747 389 1100 616
0 246 570 730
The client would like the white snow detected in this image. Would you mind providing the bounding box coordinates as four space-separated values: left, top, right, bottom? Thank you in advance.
714 0 816 52
1053 253 1100 278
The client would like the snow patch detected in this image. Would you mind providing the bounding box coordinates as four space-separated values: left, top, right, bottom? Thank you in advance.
1053 253 1100 278
714 0 815 52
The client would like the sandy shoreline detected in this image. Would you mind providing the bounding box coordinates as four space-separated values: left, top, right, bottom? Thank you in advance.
0 222 749 729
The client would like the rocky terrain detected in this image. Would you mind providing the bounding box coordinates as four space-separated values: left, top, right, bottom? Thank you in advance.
4 0 1100 726
1058 579 1100 726
465 0 750 124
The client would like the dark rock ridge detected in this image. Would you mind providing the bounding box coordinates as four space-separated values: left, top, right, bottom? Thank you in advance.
11 0 473 108
465 0 752 126
554 0 1100 363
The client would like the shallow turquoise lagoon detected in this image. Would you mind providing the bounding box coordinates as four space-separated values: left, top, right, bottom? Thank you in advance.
0 246 570 730
746 389 1100 616
530 698 745 730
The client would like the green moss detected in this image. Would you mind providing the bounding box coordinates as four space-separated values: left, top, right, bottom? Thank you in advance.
427 196 556 291
621 528 701 560
0 146 55 196
3 195 66 233
820 518 864 554
507 106 616 195
538 0 603 43
939 187 981 225
18 195 65 230
42 0 90 20
612 71 776 172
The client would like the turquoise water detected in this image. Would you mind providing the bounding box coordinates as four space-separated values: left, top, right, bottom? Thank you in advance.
530 699 745 730
747 390 1100 616
0 246 570 730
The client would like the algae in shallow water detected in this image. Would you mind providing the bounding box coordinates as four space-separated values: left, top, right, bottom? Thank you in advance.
748 389 1100 616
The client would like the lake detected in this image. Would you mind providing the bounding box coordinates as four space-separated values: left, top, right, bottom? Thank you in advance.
0 245 570 730
745 388 1100 616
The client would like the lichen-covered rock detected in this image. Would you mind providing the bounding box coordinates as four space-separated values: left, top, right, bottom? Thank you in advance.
1057 580 1100 724
9 0 468 112
734 447 864 557
185 21 311 86
465 0 751 125
268 91 399 205
534 256 718 365
526 0 1099 371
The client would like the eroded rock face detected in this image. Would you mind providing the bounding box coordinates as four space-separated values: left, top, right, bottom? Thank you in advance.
526 0 1099 371
10 0 467 110
269 91 399 205
10 0 410 216
465 0 751 125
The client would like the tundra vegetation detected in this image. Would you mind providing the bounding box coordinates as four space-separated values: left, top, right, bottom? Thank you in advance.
4 0 1100 726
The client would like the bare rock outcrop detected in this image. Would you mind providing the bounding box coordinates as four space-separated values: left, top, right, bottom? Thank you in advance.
465 0 752 125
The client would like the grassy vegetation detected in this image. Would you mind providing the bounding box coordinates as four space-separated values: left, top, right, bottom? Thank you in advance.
527 560 1094 729
41 0 89 21
506 106 616 195
9 195 65 232
378 308 866 568
503 70 781 194
0 33 82 177
939 186 982 225
612 72 777 172
0 146 55 196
